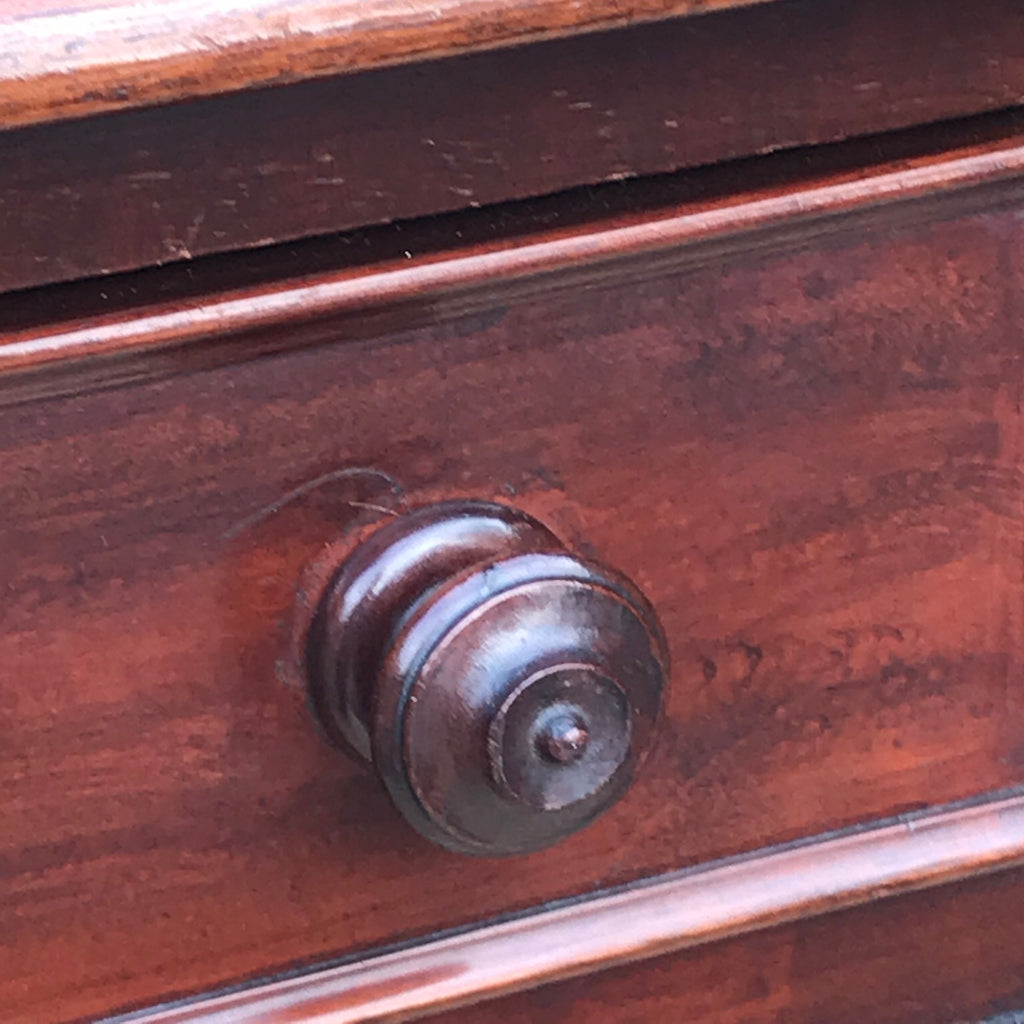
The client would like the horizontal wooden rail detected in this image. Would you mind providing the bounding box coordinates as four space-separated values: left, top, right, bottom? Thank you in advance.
4 0 1018 292
0 0 769 129
107 790 1024 1024
4 129 1024 407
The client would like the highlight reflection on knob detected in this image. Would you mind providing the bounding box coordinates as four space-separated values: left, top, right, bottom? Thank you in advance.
306 500 668 856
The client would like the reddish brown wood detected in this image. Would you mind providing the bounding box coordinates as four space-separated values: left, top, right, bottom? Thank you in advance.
4 134 1024 1020
5 116 1024 406
3 0 1024 292
91 793 1024 1023
0 0 769 129
434 866 1024 1024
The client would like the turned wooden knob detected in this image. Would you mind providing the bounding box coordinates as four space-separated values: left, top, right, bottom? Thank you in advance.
306 501 668 856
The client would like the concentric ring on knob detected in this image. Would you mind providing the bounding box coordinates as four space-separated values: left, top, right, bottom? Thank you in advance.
375 555 665 855
489 665 632 811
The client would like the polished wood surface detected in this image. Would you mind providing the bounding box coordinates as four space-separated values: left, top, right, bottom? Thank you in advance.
3 0 1024 292
5 115 1024 405
4 128 1024 1020
305 500 668 856
0 0 769 129
98 792 1024 1023
435 866 1024 1024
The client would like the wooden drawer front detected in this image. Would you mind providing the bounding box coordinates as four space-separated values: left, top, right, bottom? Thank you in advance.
4 136 1024 1021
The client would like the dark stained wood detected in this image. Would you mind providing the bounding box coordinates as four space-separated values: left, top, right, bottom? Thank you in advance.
3 0 1024 292
93 793 1024 1023
306 499 667 855
0 0 769 129
434 866 1024 1024
6 115 1024 406
4 132 1024 1021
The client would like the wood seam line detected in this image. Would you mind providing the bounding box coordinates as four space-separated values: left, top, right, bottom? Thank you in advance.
106 789 1024 1024
4 134 1024 386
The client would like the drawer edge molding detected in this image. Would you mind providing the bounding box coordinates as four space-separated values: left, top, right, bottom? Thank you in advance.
104 788 1024 1024
6 127 1024 409
0 0 770 131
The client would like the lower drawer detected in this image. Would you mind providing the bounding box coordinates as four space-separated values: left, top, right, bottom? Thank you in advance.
4 123 1024 1021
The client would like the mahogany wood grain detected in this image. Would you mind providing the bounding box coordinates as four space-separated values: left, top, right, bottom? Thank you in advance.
96 792 1024 1023
3 0 1024 292
435 865 1024 1024
6 132 1024 1021
0 0 769 129
6 118 1024 406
